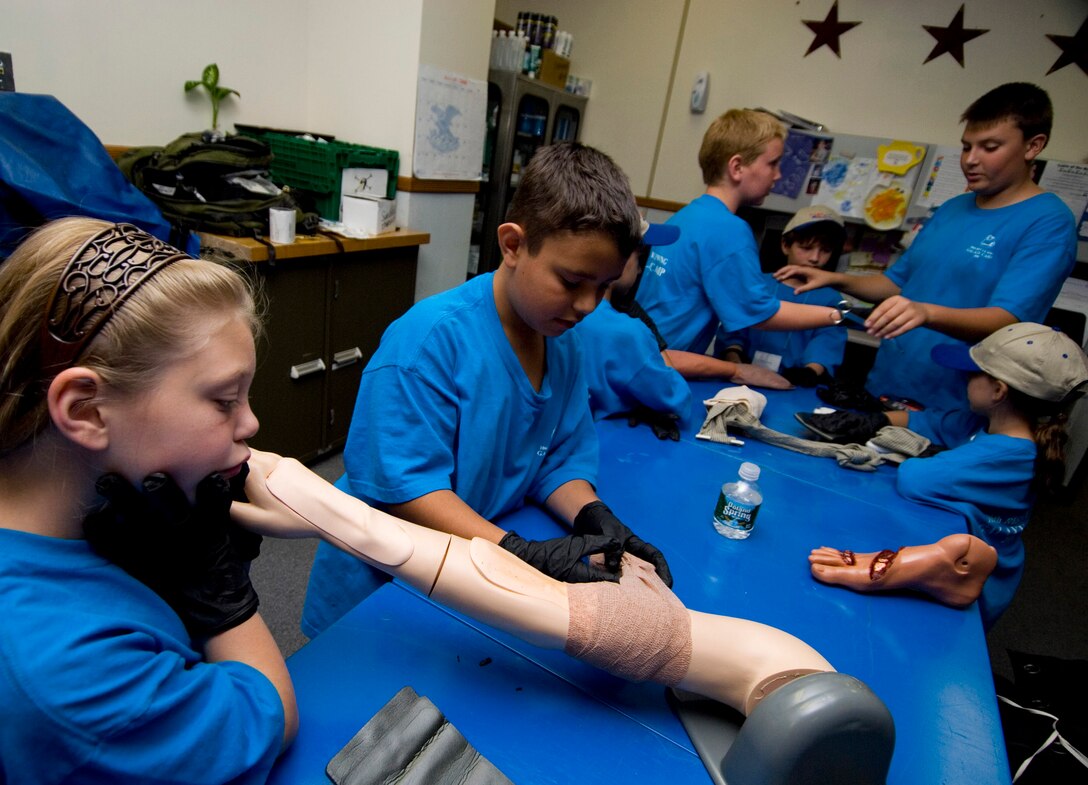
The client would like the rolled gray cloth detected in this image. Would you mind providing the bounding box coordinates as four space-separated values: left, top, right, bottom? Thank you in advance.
327 685 514 785
697 388 886 472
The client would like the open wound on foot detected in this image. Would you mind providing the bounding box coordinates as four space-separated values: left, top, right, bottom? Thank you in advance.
869 549 900 582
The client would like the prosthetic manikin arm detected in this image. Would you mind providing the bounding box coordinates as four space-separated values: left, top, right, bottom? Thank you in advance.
234 450 895 785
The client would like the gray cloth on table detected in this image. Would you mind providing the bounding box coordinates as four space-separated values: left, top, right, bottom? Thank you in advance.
697 387 931 472
327 685 514 785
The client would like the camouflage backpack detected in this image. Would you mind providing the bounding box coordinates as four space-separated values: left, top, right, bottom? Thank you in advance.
117 131 319 242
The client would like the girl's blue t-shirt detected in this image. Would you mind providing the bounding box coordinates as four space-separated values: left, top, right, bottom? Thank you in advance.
576 299 692 423
897 430 1037 629
0 529 284 785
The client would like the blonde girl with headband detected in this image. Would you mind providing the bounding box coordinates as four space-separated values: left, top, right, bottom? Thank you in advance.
810 323 1088 628
0 217 296 784
0 220 896 782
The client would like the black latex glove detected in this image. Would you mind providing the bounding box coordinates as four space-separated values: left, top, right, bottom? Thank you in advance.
624 406 681 441
573 501 673 588
781 365 825 388
225 464 263 563
84 469 259 639
498 530 622 583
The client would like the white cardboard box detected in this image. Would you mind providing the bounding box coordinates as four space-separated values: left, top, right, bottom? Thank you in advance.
340 167 389 200
340 194 395 235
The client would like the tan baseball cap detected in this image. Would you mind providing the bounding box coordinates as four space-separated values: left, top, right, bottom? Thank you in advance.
932 322 1088 402
784 204 845 235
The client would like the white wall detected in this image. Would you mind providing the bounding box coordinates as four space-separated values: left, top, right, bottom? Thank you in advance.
4 0 431 157
494 0 686 195
495 0 1088 203
3 0 493 300
405 0 495 299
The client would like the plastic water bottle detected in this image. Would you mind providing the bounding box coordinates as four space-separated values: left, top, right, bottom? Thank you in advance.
712 462 762 539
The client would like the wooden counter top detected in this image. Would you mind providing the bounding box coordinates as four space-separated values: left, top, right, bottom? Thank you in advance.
197 228 430 263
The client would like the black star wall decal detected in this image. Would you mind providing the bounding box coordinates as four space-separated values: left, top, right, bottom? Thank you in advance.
1046 14 1088 76
923 4 988 67
803 1 861 58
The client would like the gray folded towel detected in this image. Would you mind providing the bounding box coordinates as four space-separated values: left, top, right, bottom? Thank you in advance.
327 685 515 785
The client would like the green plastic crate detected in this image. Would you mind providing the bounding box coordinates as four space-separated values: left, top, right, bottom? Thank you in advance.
254 131 400 220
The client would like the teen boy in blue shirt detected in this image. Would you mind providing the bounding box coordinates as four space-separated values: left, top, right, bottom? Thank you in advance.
782 82 1078 448
302 143 672 637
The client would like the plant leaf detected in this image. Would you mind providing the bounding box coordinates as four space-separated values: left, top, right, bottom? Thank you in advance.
202 63 220 88
184 80 202 92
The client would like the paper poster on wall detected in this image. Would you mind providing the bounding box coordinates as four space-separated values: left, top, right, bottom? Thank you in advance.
1034 160 1088 240
413 65 486 180
772 130 833 199
914 145 968 210
813 156 877 219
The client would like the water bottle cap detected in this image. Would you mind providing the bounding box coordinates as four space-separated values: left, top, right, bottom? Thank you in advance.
739 462 760 482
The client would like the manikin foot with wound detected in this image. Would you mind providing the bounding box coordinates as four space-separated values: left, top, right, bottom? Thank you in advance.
234 450 895 784
809 533 998 608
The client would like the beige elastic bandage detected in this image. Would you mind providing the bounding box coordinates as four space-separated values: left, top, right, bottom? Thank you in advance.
565 555 692 686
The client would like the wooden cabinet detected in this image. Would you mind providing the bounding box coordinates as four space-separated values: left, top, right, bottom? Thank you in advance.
199 230 428 463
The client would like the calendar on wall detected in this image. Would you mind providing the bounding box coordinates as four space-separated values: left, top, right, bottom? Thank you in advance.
413 65 486 180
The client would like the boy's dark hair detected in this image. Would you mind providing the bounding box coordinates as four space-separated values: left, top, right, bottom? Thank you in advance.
783 222 845 260
961 82 1052 144
506 142 641 258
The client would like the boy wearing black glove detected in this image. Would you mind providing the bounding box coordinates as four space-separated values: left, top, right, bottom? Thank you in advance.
301 144 675 638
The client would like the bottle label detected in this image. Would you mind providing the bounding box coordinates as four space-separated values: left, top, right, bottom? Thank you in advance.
714 493 759 530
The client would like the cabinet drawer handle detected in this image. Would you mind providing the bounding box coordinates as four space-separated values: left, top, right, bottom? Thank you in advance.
331 347 363 370
289 358 327 380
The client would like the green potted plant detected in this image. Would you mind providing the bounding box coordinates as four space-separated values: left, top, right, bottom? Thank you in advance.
185 63 239 137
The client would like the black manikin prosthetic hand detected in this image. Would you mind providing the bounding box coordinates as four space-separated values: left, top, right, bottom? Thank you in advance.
624 405 682 441
84 468 259 638
498 531 623 582
781 365 829 388
573 501 673 587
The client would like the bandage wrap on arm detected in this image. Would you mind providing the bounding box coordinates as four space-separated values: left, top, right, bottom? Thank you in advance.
565 555 692 685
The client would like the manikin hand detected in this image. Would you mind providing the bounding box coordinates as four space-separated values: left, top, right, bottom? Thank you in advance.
730 363 793 390
232 449 319 539
624 406 682 441
864 295 929 339
780 365 826 388
773 264 836 294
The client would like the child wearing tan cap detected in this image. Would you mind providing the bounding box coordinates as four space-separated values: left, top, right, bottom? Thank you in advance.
716 204 849 387
809 322 1088 628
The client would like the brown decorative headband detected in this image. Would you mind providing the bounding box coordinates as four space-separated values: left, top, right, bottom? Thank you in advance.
39 223 188 373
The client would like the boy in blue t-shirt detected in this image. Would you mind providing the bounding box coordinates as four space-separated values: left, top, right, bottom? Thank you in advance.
302 143 672 637
635 108 853 365
716 204 848 387
783 82 1077 449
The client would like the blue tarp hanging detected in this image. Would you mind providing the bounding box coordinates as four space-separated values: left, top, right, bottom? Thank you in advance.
0 92 199 258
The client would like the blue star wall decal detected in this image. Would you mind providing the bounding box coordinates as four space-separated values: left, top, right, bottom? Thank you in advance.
803 1 861 58
923 4 989 67
1046 14 1088 76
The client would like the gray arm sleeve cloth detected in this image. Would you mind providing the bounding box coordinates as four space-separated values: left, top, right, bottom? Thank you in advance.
698 401 930 472
327 685 515 785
